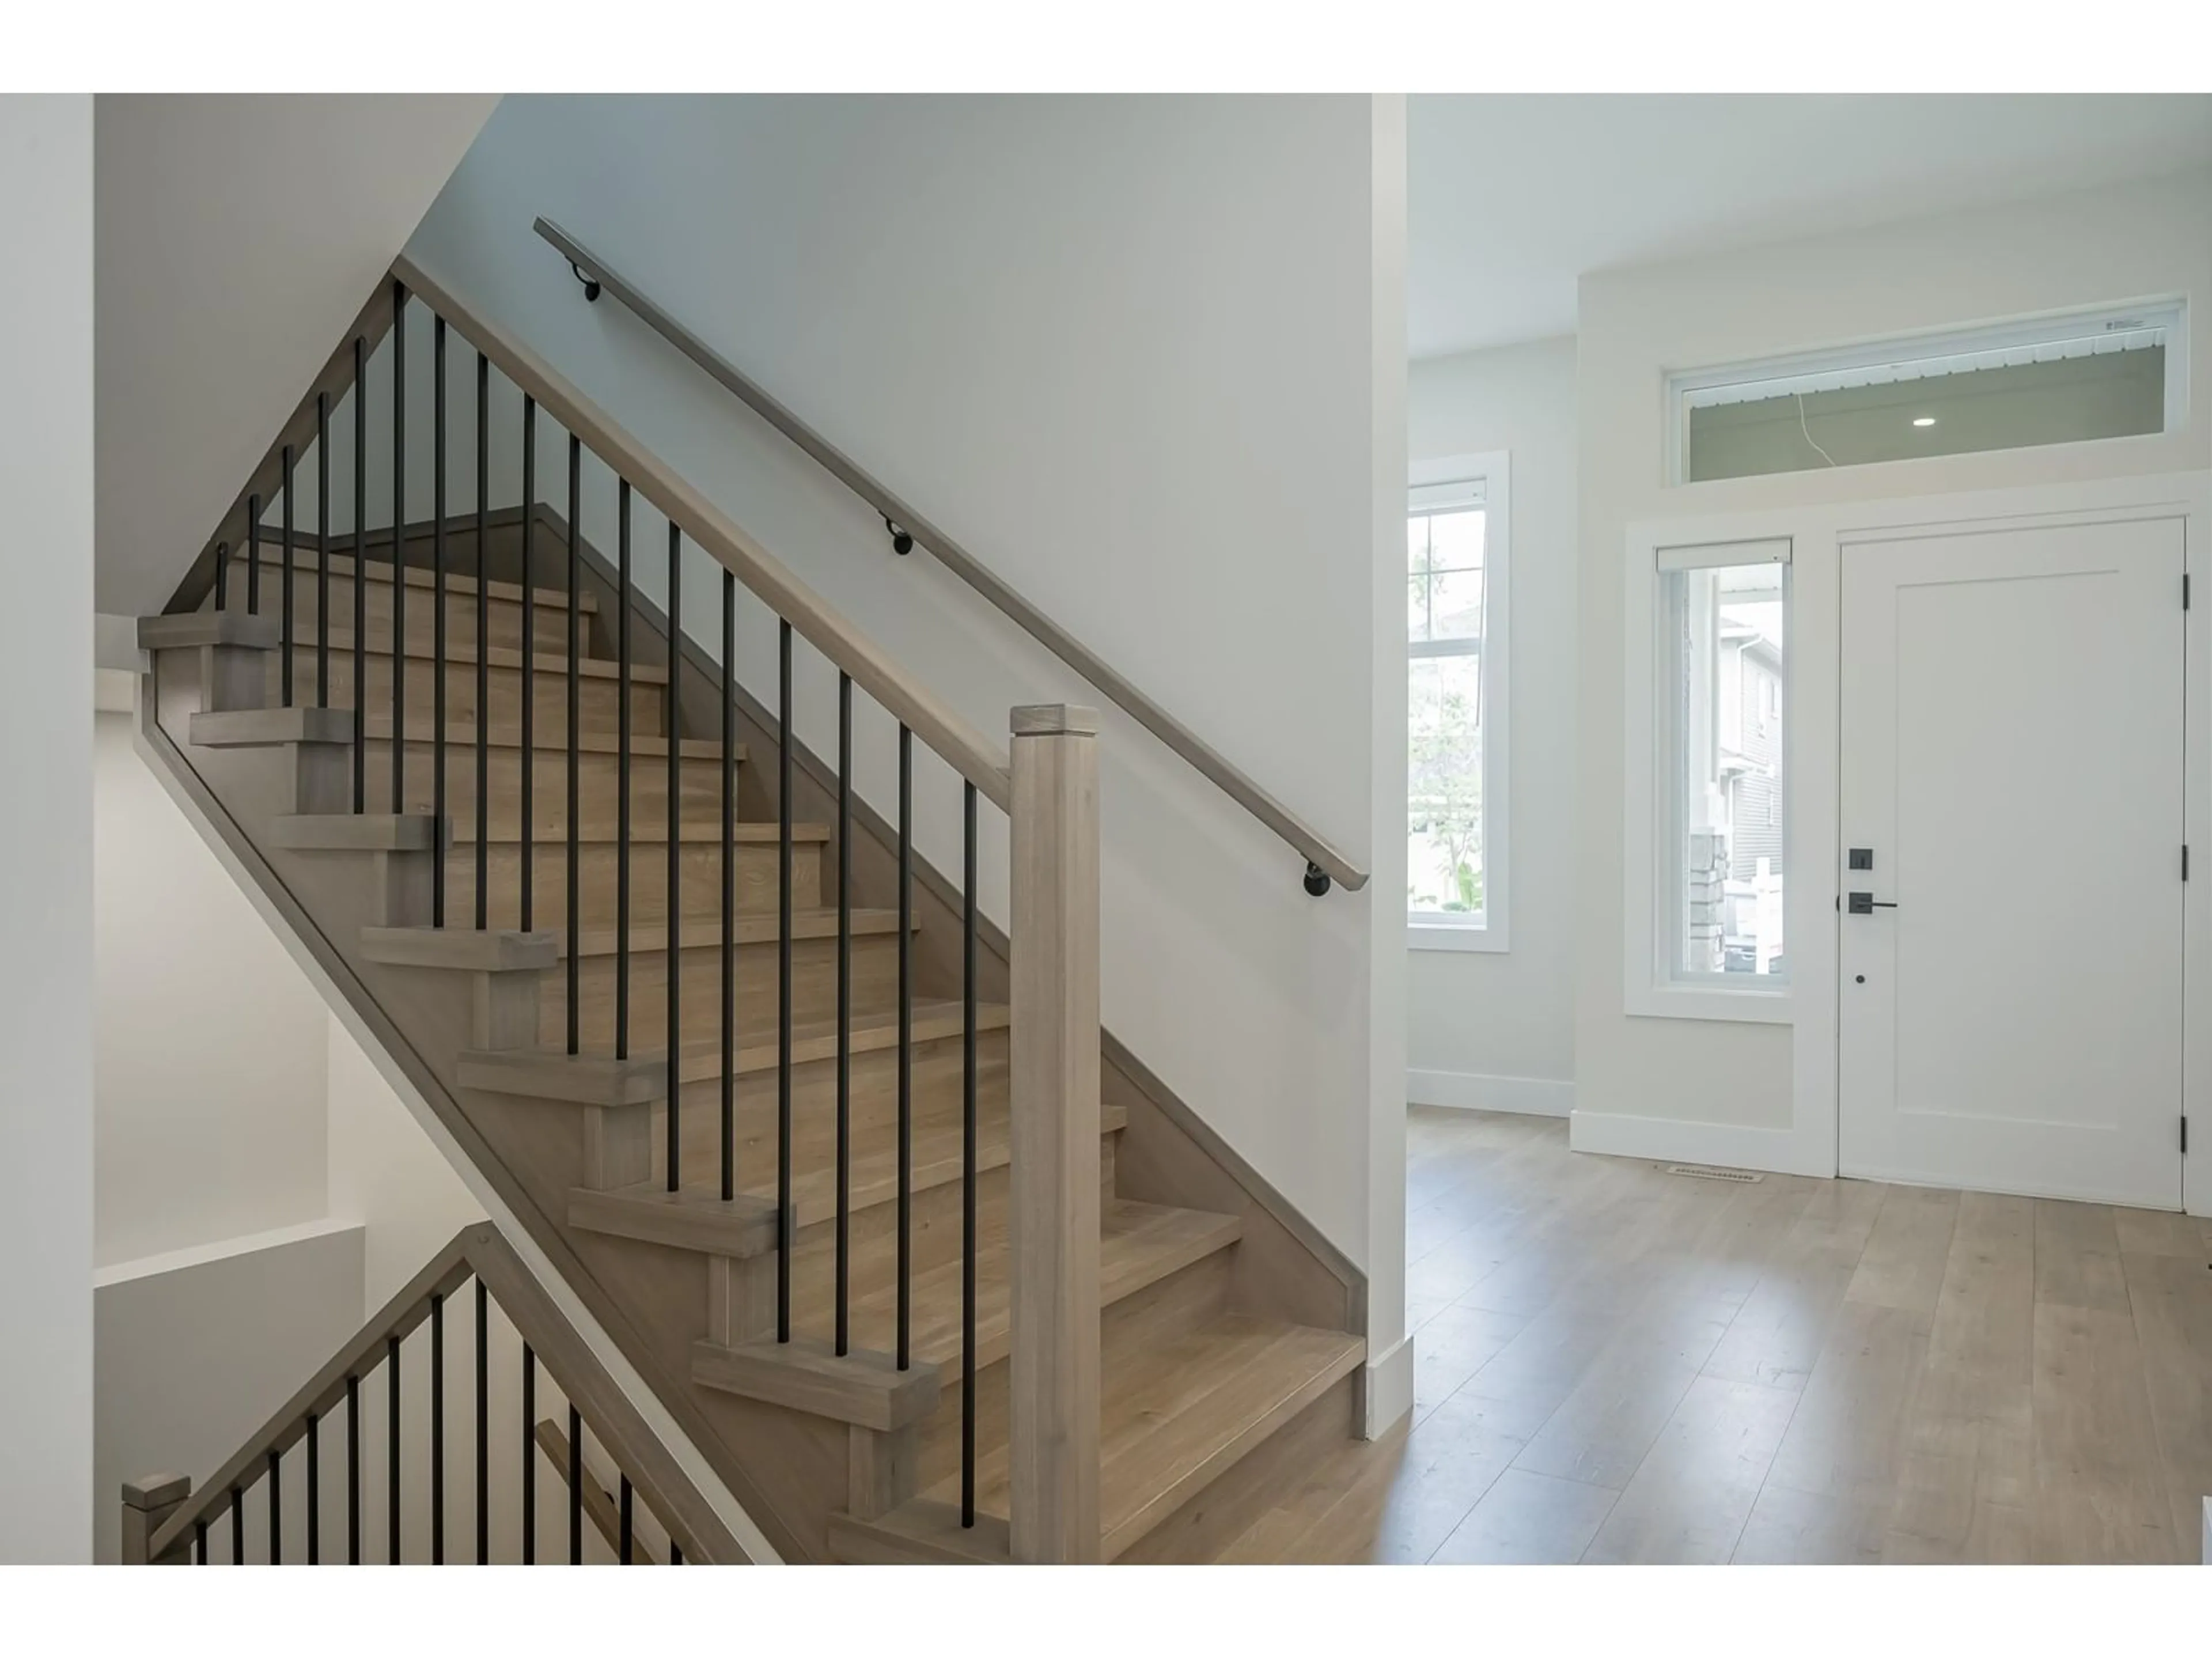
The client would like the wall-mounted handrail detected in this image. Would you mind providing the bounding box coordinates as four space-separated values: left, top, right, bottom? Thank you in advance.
532 217 1369 897
391 251 1012 814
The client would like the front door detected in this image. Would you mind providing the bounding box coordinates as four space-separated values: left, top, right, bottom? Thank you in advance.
1838 516 2186 1208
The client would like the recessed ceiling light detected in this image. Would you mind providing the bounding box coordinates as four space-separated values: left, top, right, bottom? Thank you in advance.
1912 416 1937 427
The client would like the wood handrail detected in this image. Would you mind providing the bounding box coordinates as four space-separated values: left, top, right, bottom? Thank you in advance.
532 217 1369 896
145 1223 749 1565
389 251 1012 813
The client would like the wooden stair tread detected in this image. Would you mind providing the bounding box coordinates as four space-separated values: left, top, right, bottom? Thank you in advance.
570 1098 1127 1252
862 1200 1242 1376
277 622 661 683
355 713 741 762
461 1001 1012 1104
450 819 830 847
558 904 903 959
233 543 597 611
916 1313 1365 1560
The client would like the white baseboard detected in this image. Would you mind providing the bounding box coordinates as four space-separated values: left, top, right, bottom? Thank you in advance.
1569 1109 1827 1177
1407 1069 1573 1118
1360 1333 1414 1440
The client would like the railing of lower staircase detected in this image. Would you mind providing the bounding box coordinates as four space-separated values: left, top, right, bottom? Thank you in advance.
122 1225 746 1565
161 249 1104 1559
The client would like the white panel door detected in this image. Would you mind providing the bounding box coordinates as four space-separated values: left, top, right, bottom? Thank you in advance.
1838 517 2186 1208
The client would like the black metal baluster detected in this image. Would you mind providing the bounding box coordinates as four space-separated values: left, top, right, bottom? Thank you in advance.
390 283 407 817
619 1476 634 1565
387 1334 401 1563
246 495 261 615
433 317 448 925
281 444 296 706
835 672 851 1357
666 523 682 1192
521 1343 536 1565
566 436 582 1056
475 1277 489 1565
268 1448 282 1565
617 481 633 1062
316 391 330 707
776 619 793 1343
353 336 367 813
346 1374 361 1564
194 1520 207 1565
567 1405 582 1565
475 351 491 931
720 570 736 1203
230 1484 243 1565
670 1541 681 1566
521 397 537 933
897 725 912 1372
306 1411 320 1565
431 1291 445 1563
214 542 228 611
961 781 978 1528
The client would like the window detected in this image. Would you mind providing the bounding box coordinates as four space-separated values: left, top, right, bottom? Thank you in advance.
1662 540 1788 986
1669 301 2186 484
1408 453 1508 950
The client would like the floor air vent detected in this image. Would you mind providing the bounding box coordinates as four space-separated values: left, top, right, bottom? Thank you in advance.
1661 1163 1763 1183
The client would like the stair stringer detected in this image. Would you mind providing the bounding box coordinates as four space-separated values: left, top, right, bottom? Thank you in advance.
134 655 800 1565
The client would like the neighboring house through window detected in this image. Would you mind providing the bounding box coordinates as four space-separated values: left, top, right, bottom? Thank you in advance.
1408 452 1509 952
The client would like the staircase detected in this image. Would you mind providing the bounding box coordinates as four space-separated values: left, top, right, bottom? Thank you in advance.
134 255 1365 1563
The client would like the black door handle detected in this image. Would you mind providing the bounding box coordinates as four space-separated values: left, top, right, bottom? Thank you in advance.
1847 891 1899 914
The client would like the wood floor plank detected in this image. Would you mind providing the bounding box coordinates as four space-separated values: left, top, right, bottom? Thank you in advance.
1760 1298 1933 1503
2032 1198 2131 1314
1702 1177 1888 1393
2029 1300 2176 1562
2123 1247 2212 1549
1880 1190 2035 1562
1844 1183 1959 1314
1580 1373 1800 1563
1429 1468 1619 1565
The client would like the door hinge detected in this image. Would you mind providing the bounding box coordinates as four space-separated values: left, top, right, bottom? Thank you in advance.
2187 573 2193 610
2183 1115 2189 1155
2186 844 2192 881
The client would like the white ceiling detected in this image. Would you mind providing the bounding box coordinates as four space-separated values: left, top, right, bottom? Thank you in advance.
1409 94 2212 360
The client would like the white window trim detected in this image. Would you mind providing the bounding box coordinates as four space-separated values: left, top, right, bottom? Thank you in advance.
1623 529 1791 1022
1664 297 2190 486
1408 450 1509 955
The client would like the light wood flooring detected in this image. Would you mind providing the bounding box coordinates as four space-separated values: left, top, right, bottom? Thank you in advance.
1214 1107 2212 1564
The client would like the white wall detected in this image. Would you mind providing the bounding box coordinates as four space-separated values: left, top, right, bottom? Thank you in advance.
0 93 96 1565
94 94 497 616
93 1222 363 1562
1576 168 2212 1153
327 1018 484 1309
95 709 332 1265
1406 336 1578 1111
404 97 1405 1353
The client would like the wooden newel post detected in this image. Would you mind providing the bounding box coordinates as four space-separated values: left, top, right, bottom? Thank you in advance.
1006 704 1102 1564
121 1474 193 1565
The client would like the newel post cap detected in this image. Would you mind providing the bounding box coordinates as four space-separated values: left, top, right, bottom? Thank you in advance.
1010 704 1100 738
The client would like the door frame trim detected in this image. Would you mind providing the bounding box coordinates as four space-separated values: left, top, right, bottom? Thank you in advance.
1624 469 2210 1214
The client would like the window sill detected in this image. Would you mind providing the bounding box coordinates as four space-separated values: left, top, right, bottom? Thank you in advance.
1410 921 1508 956
1625 980 1792 1025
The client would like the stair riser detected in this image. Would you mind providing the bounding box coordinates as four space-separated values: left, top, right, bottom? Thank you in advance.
262 650 661 737
665 1029 1010 1172
232 571 583 658
360 741 742 839
541 931 904 1050
912 1248 1235 1491
444 840 820 927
